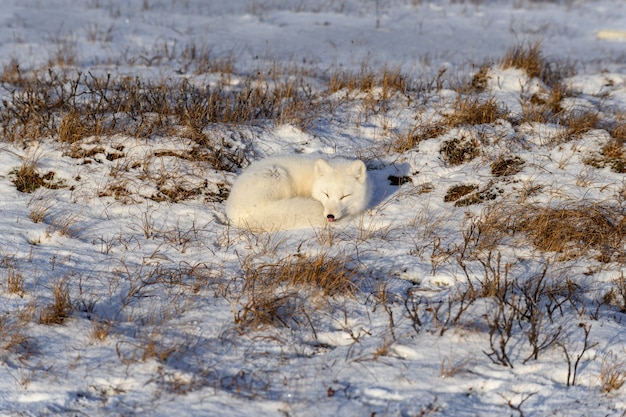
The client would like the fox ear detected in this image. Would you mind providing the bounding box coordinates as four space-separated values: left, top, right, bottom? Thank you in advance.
314 159 332 176
350 160 367 183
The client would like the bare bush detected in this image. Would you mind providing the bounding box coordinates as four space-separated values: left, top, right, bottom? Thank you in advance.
0 67 321 170
559 323 597 387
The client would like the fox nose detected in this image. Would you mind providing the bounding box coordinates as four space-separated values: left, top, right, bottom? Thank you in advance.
327 214 335 222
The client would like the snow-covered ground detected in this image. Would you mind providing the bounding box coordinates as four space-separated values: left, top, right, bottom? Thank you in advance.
1 1 626 416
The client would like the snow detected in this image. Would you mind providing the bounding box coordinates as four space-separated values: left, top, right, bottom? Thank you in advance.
1 0 626 416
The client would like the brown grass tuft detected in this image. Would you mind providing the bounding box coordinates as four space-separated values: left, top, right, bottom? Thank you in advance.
90 320 111 342
601 139 626 173
328 65 408 96
606 137 626 155
11 162 63 193
0 316 33 359
477 202 626 261
11 162 44 193
234 253 358 328
583 119 626 173
329 68 375 93
39 278 73 325
469 63 491 92
600 352 626 393
380 66 409 97
58 110 96 143
560 110 600 141
276 253 358 295
611 120 626 142
393 123 447 152
501 41 575 87
2 257 25 296
604 273 626 313
445 96 508 127
394 95 505 153
522 82 569 124
501 41 544 80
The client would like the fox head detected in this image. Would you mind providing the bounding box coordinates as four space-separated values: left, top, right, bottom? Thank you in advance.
311 158 369 223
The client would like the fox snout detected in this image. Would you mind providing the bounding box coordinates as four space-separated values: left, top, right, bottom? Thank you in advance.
323 203 342 222
322 197 354 223
324 204 343 222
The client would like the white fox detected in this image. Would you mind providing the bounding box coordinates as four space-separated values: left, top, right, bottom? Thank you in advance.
225 154 372 231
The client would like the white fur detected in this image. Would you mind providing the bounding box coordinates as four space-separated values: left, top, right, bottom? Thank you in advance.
225 154 372 231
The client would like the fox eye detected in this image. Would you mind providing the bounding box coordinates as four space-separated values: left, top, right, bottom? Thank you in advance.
322 192 329 198
340 194 352 200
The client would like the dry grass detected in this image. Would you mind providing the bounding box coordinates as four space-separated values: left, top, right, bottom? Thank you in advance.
10 162 57 193
0 58 22 85
90 320 111 342
558 110 600 142
47 36 78 68
58 110 97 143
476 202 626 261
585 120 626 173
275 253 359 295
2 257 25 296
600 352 626 393
522 205 620 255
501 41 575 87
395 95 506 153
0 314 33 360
1 41 625 395
380 67 410 97
47 211 83 238
612 119 626 142
326 65 412 125
0 66 320 167
517 83 573 136
501 41 545 80
19 164 47 192
445 96 507 127
328 66 408 95
39 278 73 325
234 252 358 328
525 82 568 121
604 273 626 313
139 330 178 363
469 62 491 92
329 68 376 93
501 42 578 136
521 103 599 145
6 269 25 296
393 123 447 152
440 357 472 378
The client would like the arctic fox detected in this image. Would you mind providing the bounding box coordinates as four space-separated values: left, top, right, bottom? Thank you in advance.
225 154 372 231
